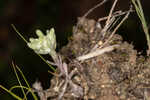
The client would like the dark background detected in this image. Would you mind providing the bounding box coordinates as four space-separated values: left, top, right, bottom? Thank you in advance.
0 0 150 99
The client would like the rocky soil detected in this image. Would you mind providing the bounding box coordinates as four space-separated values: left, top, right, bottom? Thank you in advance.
42 17 150 100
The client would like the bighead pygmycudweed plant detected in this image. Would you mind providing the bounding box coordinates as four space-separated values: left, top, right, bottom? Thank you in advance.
1 0 150 99
28 28 83 99
0 25 83 100
27 28 57 61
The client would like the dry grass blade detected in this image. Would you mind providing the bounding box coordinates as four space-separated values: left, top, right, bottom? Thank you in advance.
98 10 133 22
91 0 132 51
104 0 118 30
0 85 23 100
99 6 132 49
83 0 108 18
12 61 27 100
131 0 150 55
74 0 108 34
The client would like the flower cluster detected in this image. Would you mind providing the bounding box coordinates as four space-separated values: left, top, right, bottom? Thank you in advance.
27 28 57 59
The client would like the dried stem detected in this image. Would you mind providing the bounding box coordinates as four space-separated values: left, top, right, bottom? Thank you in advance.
98 10 133 22
99 7 132 49
102 0 118 37
77 45 120 61
83 0 108 18
74 0 108 34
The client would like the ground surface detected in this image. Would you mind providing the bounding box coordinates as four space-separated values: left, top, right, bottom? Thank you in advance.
48 17 150 100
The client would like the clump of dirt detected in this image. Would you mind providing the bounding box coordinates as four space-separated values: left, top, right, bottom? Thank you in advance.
57 17 150 100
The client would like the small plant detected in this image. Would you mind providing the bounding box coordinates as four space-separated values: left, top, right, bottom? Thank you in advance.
2 0 149 99
0 26 83 100
27 28 83 100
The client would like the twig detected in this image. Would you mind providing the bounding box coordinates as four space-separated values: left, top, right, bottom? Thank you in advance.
83 0 108 18
58 80 68 100
99 7 132 49
98 10 134 22
105 0 118 25
76 44 120 61
91 0 127 51
102 0 118 37
74 0 108 34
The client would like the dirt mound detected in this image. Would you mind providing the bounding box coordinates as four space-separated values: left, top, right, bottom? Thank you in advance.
57 18 150 100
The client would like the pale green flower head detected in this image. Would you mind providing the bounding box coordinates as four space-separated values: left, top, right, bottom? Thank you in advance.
27 28 56 55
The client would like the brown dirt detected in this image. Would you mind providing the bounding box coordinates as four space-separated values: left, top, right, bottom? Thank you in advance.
49 17 150 100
